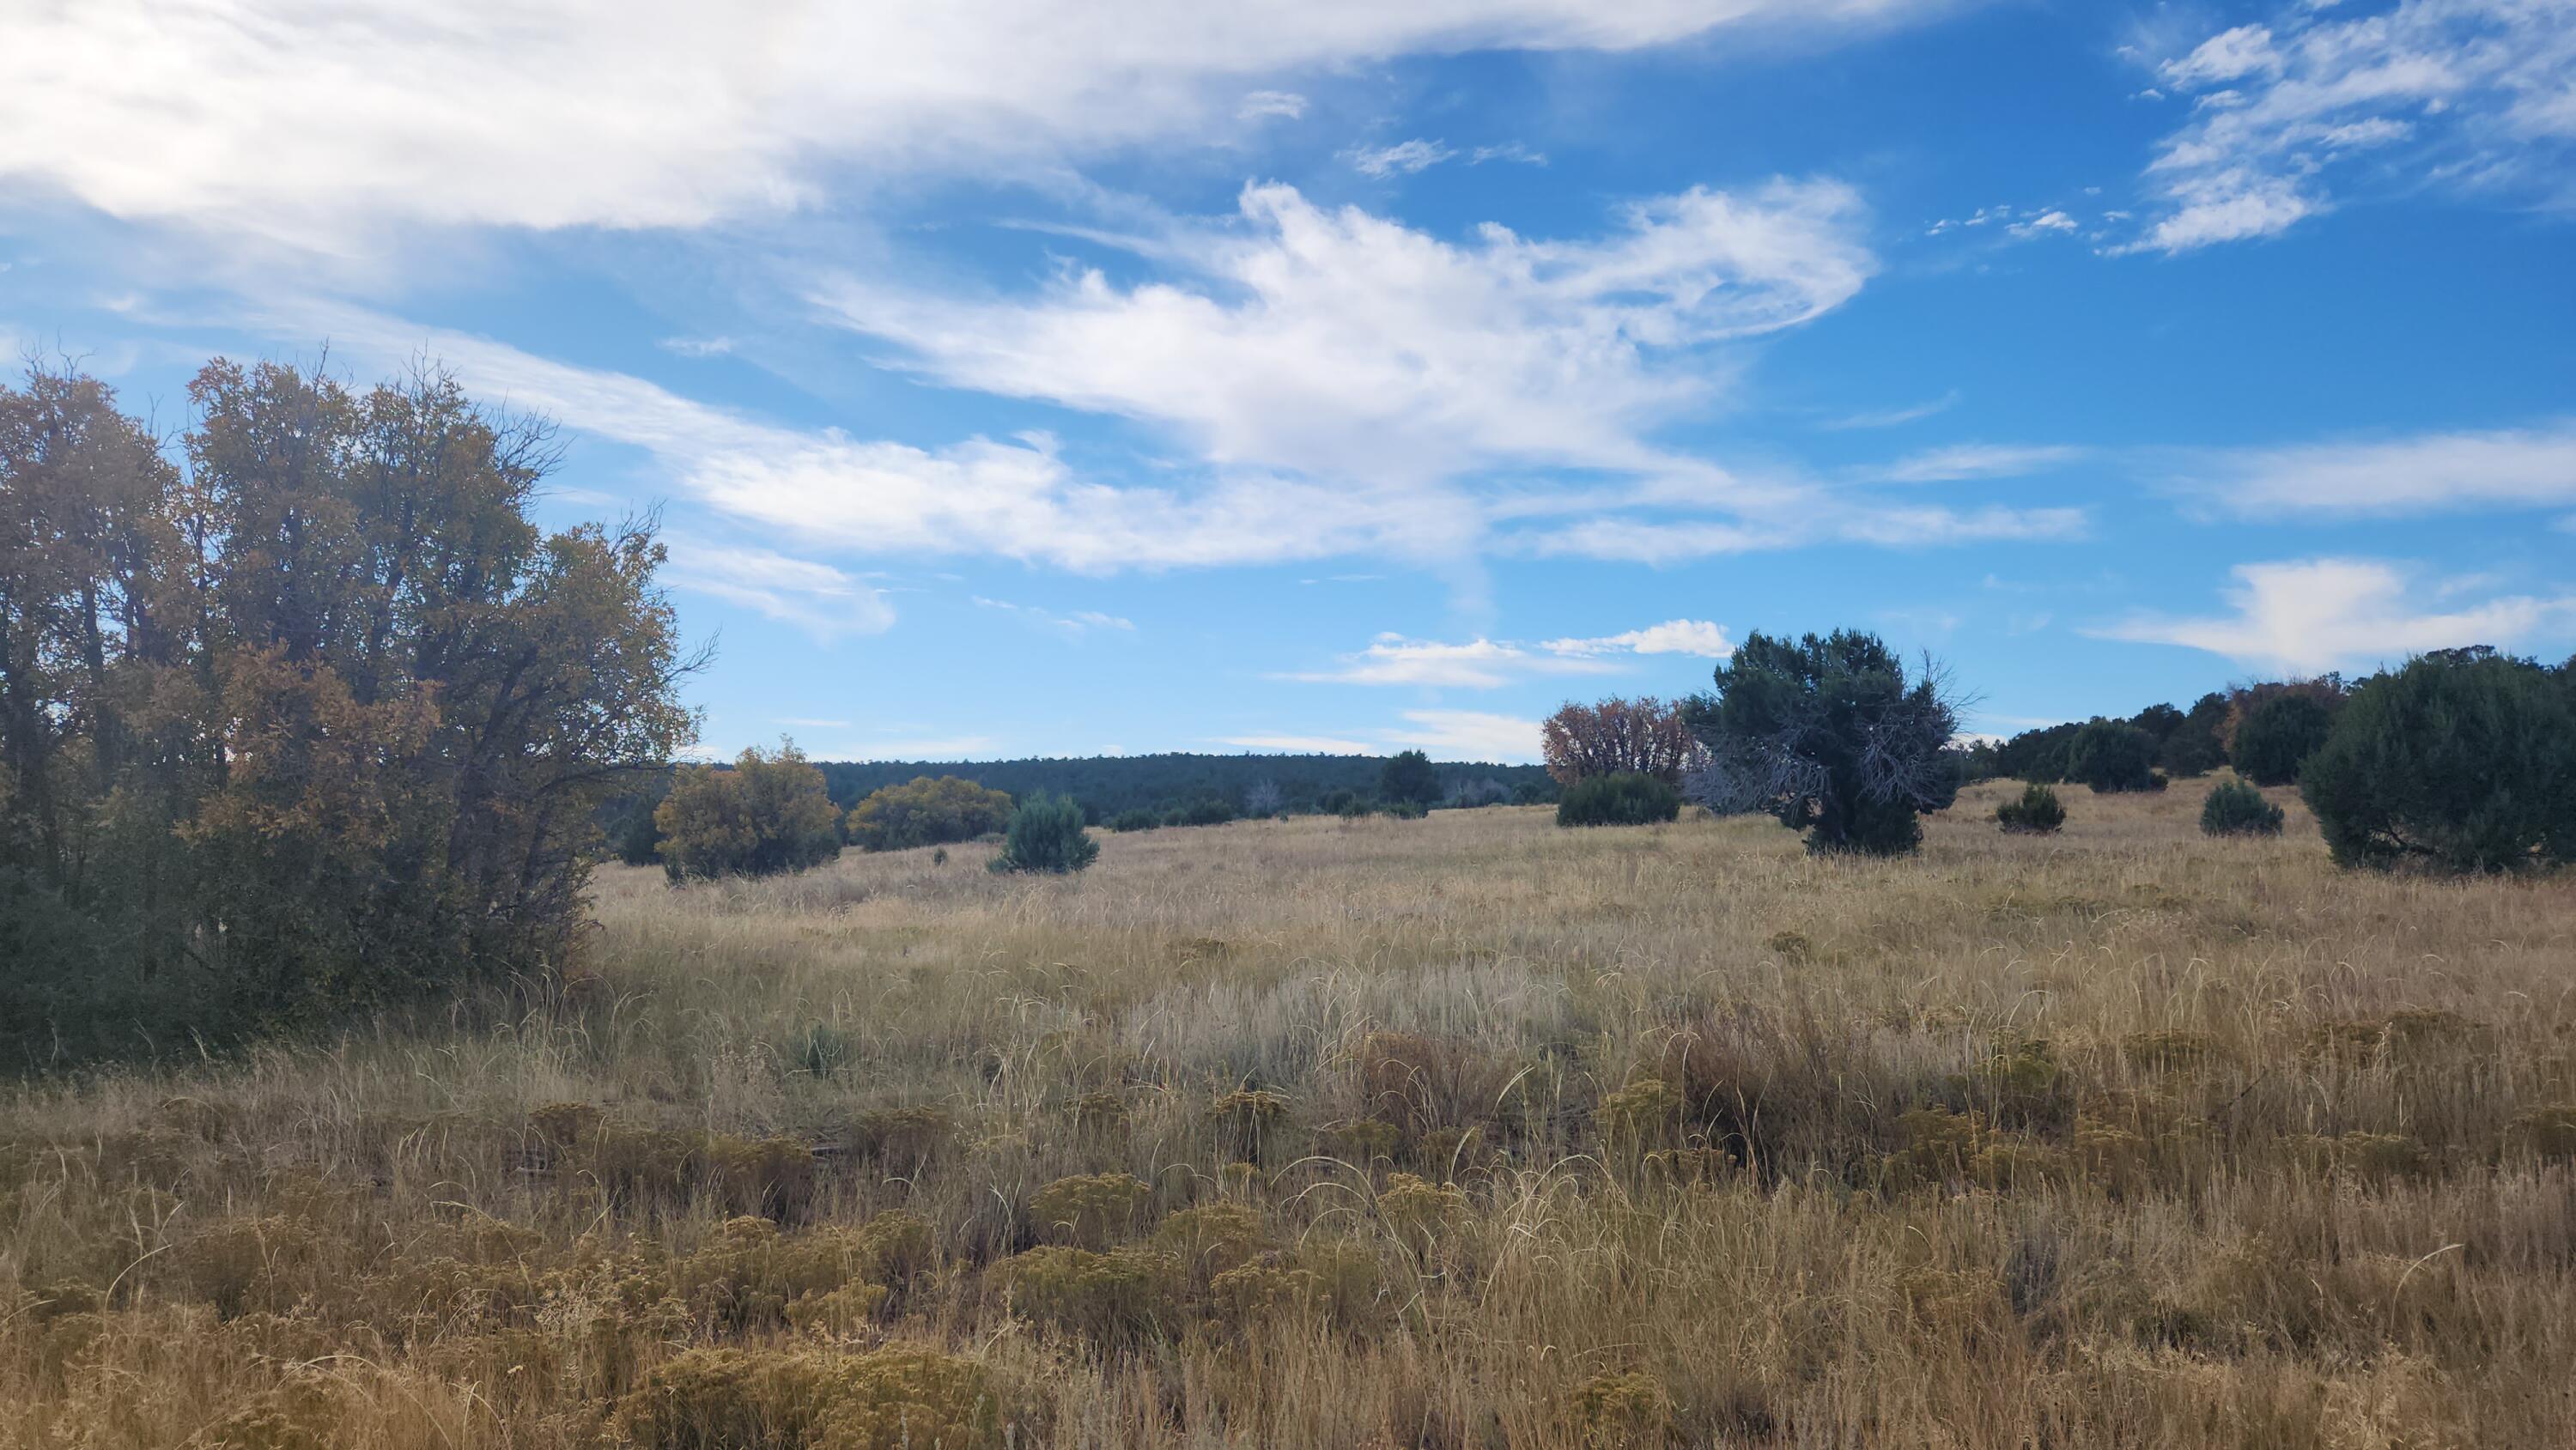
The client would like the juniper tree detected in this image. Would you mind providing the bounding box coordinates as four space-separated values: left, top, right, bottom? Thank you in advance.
1680 629 1961 856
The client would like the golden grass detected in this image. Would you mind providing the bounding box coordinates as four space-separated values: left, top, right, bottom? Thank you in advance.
6 781 2574 1447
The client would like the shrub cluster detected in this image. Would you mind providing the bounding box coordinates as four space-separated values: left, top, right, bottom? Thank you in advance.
2065 721 2163 793
2199 780 2284 836
844 775 1012 852
1995 783 2066 834
656 743 844 883
1555 772 1683 828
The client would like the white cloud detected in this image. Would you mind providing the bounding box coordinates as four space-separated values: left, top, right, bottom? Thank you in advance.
1823 390 1963 429
1285 634 1616 688
1238 89 1309 120
2158 24 2284 88
659 336 737 358
1344 138 1456 177
974 596 1138 634
1388 708 1542 761
817 179 1877 490
660 540 896 642
1470 142 1550 167
1866 442 2083 483
2007 209 2080 237
226 288 2082 584
2124 0 2576 254
2092 557 2576 674
1 1 1962 248
1541 619 1734 658
2168 421 2576 515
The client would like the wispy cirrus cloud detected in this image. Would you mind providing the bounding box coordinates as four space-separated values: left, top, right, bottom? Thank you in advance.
2090 557 2576 674
974 596 1138 634
2161 421 2576 517
659 541 896 643
1862 443 2084 484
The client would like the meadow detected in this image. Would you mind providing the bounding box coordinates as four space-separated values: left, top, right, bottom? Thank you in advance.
4 781 2572 1448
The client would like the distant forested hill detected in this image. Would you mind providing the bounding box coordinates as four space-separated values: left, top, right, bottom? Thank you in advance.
812 753 1552 817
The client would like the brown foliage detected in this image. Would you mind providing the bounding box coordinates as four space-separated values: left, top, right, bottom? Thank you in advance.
1540 696 1704 786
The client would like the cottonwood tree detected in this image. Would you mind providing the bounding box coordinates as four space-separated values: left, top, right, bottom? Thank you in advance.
1681 629 1961 856
0 360 697 1065
1540 696 1704 786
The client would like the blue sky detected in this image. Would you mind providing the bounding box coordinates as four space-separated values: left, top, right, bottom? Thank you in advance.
5 1 2573 761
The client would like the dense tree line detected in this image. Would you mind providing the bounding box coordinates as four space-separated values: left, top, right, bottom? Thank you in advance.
0 361 696 1065
807 751 1552 821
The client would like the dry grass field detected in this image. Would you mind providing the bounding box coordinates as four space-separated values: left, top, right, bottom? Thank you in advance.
5 780 2573 1448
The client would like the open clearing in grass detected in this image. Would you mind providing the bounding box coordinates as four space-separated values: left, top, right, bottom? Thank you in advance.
6 782 2573 1447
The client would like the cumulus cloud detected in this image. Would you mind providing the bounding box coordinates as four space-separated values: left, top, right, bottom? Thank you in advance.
2166 421 2576 515
2124 0 2576 254
1 0 1962 247
2091 557 2576 674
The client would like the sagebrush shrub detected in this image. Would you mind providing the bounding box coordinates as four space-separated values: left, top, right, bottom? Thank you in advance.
1995 783 2065 834
2200 780 2284 836
1555 772 1682 828
988 792 1098 874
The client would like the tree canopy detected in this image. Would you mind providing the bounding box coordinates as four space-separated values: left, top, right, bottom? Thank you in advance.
0 360 696 1065
1682 629 1959 855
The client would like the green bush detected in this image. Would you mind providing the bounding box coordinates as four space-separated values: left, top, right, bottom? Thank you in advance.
2300 649 2576 873
1995 783 2065 834
2232 693 2336 786
989 792 1100 874
1107 809 1159 834
2199 780 2284 836
1555 772 1683 827
1177 798 1238 827
2065 721 2162 793
844 775 1013 852
657 743 845 883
